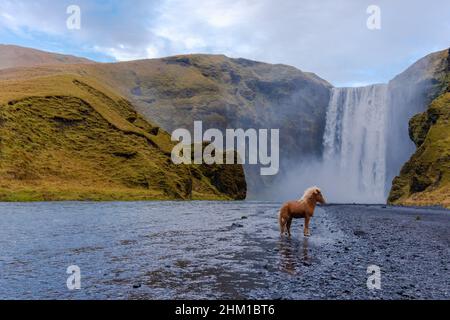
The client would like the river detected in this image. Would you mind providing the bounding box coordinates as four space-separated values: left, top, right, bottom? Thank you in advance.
0 201 448 299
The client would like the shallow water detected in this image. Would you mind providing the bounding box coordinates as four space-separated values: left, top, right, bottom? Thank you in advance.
0 202 448 300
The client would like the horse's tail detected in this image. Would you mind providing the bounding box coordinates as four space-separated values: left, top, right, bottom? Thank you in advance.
278 211 285 234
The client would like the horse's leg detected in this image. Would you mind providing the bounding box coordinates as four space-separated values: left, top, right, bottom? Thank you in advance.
286 218 292 237
279 212 285 235
304 216 311 237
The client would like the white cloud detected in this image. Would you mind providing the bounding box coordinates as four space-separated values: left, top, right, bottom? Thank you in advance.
0 0 67 35
146 45 159 59
192 0 259 28
93 46 144 61
148 0 266 59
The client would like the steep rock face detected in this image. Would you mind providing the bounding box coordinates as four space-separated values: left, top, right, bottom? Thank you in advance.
386 49 450 194
100 55 332 197
388 49 450 208
0 74 246 201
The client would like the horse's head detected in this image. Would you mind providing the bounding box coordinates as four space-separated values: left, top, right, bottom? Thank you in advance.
300 186 326 205
303 187 325 204
313 188 326 205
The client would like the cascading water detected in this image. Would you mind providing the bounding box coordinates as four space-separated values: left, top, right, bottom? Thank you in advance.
270 51 444 204
322 84 388 203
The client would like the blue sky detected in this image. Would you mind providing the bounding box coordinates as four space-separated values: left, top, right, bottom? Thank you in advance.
0 0 449 86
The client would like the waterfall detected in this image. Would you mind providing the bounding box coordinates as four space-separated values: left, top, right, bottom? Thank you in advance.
322 84 388 203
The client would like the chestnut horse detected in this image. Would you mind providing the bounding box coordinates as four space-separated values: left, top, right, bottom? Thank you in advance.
279 187 326 237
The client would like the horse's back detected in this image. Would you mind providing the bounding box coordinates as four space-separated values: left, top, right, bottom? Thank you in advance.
283 200 307 218
280 200 296 211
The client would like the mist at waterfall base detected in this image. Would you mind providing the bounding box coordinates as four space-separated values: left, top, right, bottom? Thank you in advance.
268 85 389 203
268 78 432 204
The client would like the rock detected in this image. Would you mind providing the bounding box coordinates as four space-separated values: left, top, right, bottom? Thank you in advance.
196 150 247 200
353 230 367 237
388 48 450 208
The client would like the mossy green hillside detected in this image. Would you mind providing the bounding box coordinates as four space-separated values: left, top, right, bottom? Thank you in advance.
0 75 246 201
388 54 450 208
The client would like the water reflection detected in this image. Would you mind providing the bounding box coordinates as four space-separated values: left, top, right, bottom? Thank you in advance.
278 237 310 274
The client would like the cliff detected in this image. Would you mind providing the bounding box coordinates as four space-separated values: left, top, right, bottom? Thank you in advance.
388 49 450 208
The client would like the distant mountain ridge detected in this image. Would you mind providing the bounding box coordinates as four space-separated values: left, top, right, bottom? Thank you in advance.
0 44 93 70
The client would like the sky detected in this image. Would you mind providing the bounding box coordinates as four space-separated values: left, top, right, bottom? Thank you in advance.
0 0 449 86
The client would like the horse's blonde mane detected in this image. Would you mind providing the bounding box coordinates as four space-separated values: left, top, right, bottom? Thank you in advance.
298 186 321 202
